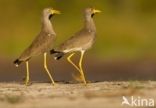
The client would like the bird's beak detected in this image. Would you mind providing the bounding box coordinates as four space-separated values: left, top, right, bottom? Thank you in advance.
93 9 101 14
51 9 61 15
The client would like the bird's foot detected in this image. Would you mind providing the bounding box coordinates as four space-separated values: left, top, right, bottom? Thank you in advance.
25 80 31 86
22 77 31 86
72 73 87 85
51 81 55 86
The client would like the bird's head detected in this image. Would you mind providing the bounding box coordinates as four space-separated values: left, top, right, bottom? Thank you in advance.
84 7 101 18
43 8 61 19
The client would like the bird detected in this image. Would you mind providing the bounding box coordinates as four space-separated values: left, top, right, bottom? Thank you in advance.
50 7 101 85
13 8 61 86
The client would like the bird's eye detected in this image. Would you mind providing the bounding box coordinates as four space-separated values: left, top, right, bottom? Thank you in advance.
90 8 94 11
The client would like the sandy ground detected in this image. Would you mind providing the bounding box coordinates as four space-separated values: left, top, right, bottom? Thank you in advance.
0 81 156 108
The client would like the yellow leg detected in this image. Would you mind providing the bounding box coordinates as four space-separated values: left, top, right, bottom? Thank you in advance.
44 53 55 85
79 51 87 85
67 53 83 82
25 61 30 86
67 53 80 72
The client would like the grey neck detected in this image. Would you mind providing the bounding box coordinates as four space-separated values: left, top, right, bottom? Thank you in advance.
84 15 96 32
41 16 56 35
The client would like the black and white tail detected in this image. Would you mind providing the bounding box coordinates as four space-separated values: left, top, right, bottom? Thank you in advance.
50 49 65 60
13 59 22 67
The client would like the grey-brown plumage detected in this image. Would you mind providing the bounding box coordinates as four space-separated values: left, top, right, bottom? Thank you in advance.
14 8 60 85
14 8 58 65
50 7 101 84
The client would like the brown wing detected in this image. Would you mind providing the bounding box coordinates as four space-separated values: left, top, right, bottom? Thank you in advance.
19 32 56 61
58 29 95 52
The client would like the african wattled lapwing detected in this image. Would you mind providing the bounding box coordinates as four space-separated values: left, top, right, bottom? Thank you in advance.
50 7 101 85
14 8 61 85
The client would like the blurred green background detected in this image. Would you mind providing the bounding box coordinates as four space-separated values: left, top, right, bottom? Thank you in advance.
1 0 156 59
1 0 156 82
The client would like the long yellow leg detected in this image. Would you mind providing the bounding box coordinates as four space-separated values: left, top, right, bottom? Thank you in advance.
67 53 82 82
25 61 30 86
44 53 55 85
67 51 87 85
67 53 80 72
79 51 87 85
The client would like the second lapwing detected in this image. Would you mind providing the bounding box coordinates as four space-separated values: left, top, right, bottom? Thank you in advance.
14 8 61 85
50 7 101 85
